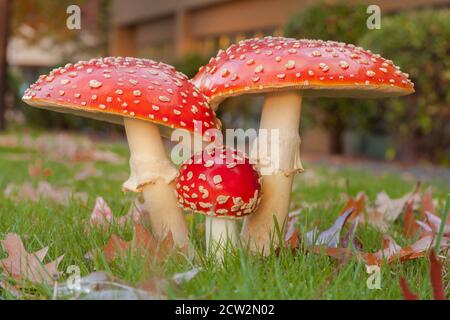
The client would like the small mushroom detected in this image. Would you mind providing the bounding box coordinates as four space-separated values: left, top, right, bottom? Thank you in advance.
193 37 414 254
22 57 221 247
175 146 261 260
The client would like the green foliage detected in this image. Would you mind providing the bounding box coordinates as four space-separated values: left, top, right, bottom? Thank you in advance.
360 9 450 163
284 2 368 44
174 53 209 79
284 2 377 153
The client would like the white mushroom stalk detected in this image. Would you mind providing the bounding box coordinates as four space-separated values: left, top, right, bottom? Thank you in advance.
123 118 188 245
242 91 303 253
205 216 238 258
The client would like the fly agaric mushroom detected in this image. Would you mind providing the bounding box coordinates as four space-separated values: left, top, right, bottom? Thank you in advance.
22 57 220 247
193 37 414 254
175 146 261 259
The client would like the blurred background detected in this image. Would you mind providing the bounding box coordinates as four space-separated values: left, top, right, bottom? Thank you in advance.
1 0 449 165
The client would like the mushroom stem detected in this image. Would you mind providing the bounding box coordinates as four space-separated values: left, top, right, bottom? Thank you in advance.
123 118 189 247
241 91 303 254
205 216 238 260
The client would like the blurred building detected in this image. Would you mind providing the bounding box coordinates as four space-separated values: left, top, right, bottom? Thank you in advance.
9 0 106 94
111 0 449 63
111 0 450 156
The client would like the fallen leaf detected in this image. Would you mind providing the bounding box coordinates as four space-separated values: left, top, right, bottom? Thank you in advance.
87 224 187 263
340 217 362 250
421 187 435 219
172 267 202 285
4 181 88 206
306 208 354 248
28 159 53 178
361 235 402 266
423 212 450 236
88 196 149 230
283 209 301 249
103 235 129 262
2 132 124 164
398 235 448 262
0 134 18 147
0 279 22 298
400 250 447 300
75 164 102 181
359 183 421 231
0 233 64 286
400 277 419 300
429 250 446 300
340 192 366 219
57 271 164 300
90 196 114 227
403 199 421 238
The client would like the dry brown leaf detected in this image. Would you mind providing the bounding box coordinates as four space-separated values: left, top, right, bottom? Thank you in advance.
361 234 449 266
284 184 449 269
429 250 446 300
400 277 419 300
89 196 149 230
4 181 88 206
358 183 421 231
398 235 434 261
103 235 129 262
0 279 22 298
360 235 402 265
89 196 114 228
0 233 64 286
340 192 366 219
89 224 186 263
421 187 435 219
403 199 421 238
75 164 102 181
400 250 447 300
1 132 124 164
28 159 53 178
306 208 354 248
283 209 301 249
342 219 363 250
422 212 450 236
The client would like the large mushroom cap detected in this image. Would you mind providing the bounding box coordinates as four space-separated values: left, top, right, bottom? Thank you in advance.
23 57 220 132
193 37 415 108
175 146 262 219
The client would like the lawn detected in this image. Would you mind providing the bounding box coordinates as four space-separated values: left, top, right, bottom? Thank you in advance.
0 128 448 300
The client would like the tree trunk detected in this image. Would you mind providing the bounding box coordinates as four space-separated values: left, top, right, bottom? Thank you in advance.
0 0 11 131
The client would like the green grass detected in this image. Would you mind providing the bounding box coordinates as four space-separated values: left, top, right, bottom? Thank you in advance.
0 129 448 300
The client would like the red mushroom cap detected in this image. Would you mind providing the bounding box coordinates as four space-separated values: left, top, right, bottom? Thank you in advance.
193 37 414 107
23 57 220 132
175 146 262 219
